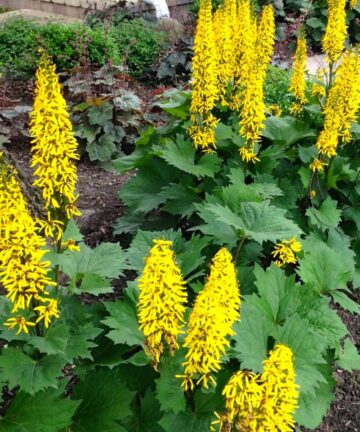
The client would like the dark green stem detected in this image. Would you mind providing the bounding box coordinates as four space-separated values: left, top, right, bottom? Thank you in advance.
234 236 246 263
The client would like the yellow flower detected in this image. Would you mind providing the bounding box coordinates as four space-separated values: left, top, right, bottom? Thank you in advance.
212 371 264 431
0 153 56 318
213 5 233 106
36 213 64 242
61 239 81 252
311 68 326 99
30 53 80 239
289 32 308 111
34 298 60 328
267 104 282 116
322 0 347 63
316 50 360 158
4 316 36 335
309 189 317 198
189 0 218 151
239 146 260 163
137 240 187 368
272 236 302 267
180 248 240 390
262 344 299 431
239 5 275 144
310 159 328 173
213 344 299 432
350 0 358 8
231 0 256 109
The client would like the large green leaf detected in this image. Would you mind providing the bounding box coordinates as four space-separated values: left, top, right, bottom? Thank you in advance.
159 411 210 432
295 365 335 429
0 348 65 395
336 339 360 371
71 369 134 432
121 389 164 432
156 137 221 178
27 324 70 356
297 241 352 294
232 295 274 372
263 116 316 146
0 384 80 432
161 183 201 217
156 352 186 414
196 201 301 244
119 159 178 213
102 297 144 347
64 323 102 361
273 315 328 397
306 197 342 230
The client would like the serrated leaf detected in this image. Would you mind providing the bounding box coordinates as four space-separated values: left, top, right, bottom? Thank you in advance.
273 315 327 396
295 368 335 428
71 369 134 432
331 290 360 313
161 183 201 217
27 324 70 356
159 411 211 432
64 324 102 361
77 273 113 295
0 348 65 395
62 219 83 242
297 241 352 294
119 160 177 213
156 137 221 178
102 297 144 347
232 295 274 371
197 201 301 244
306 197 341 230
87 103 113 126
337 339 360 371
156 352 186 414
87 135 117 162
263 116 316 146
120 388 163 432
0 383 81 432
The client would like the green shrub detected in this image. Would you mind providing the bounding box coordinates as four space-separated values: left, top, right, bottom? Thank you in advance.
110 19 168 78
0 19 117 77
264 65 293 113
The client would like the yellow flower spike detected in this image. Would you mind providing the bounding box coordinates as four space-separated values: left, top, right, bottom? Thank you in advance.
137 240 187 368
239 4 275 144
267 104 282 116
180 248 240 390
289 31 308 112
189 0 218 152
310 159 328 173
272 237 302 267
30 53 80 240
262 344 300 431
323 0 347 63
0 154 56 323
4 316 36 335
213 5 233 106
316 50 360 158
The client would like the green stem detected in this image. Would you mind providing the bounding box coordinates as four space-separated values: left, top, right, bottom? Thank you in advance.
234 236 246 263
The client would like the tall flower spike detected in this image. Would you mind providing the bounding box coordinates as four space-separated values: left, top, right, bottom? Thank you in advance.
322 0 347 63
262 344 299 431
289 31 308 113
213 5 233 106
315 50 360 158
180 248 240 390
239 5 275 161
137 240 187 368
212 371 264 432
212 344 299 432
188 0 219 151
30 53 81 241
0 152 58 331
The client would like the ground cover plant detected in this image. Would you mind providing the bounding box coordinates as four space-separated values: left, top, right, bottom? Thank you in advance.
0 0 359 431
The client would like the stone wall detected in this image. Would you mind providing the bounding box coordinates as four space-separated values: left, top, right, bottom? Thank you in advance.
0 0 192 18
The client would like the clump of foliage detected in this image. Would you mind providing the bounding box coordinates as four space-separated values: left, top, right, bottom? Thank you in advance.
264 65 293 113
0 0 360 431
0 18 167 79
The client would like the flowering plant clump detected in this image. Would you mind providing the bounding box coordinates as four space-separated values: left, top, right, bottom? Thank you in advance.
1 0 360 429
